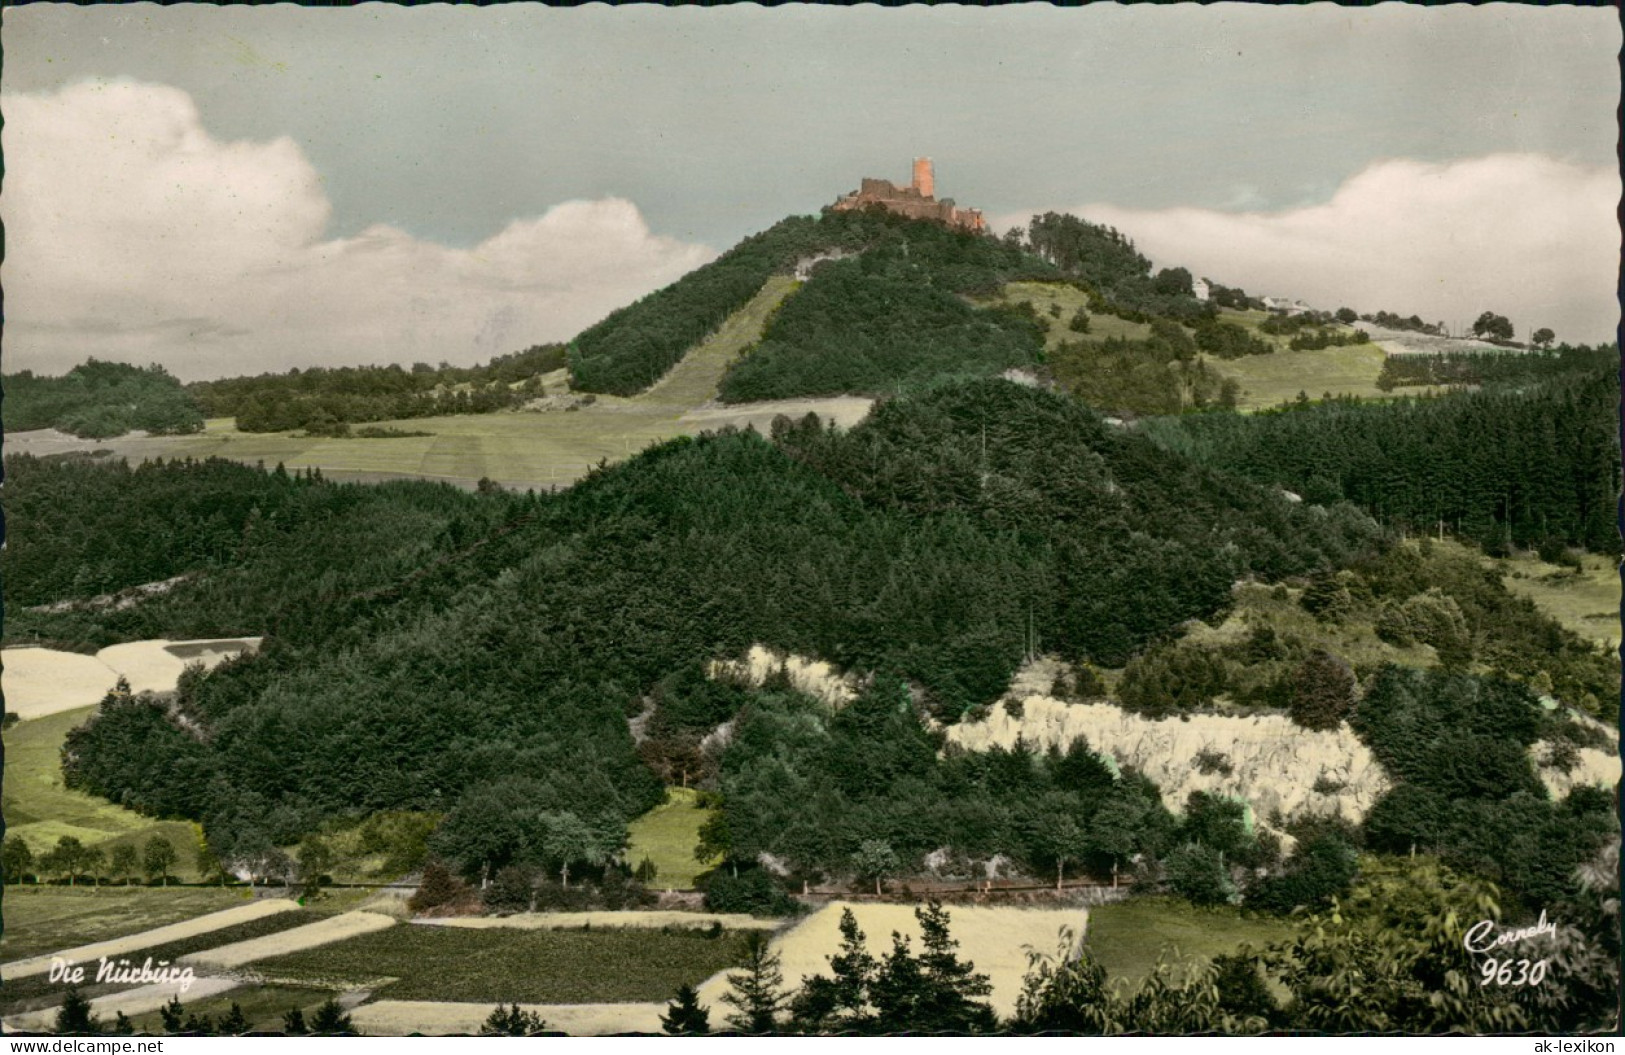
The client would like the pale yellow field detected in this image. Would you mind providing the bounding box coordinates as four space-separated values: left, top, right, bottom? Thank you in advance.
2 899 299 980
2 639 259 720
692 901 1083 1020
180 910 396 969
350 999 666 1037
413 911 777 932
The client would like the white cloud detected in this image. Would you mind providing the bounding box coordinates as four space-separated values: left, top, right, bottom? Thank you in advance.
2 79 717 380
994 154 1619 345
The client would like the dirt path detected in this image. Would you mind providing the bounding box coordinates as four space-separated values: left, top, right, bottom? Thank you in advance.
412 911 777 931
180 910 397 969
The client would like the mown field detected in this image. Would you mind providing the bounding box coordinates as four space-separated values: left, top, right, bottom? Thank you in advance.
624 788 718 891
2 705 201 876
1206 343 1393 409
1499 550 1620 649
254 924 754 1004
1085 897 1293 989
0 886 248 964
0 906 323 1013
2 275 866 492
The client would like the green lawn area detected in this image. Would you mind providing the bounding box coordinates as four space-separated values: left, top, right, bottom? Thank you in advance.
255 923 752 1004
1203 342 1390 410
1085 897 1293 990
0 885 249 964
2 706 203 879
625 787 718 891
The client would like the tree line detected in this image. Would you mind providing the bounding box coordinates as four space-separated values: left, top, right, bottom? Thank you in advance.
187 345 566 433
4 359 204 438
1140 366 1620 553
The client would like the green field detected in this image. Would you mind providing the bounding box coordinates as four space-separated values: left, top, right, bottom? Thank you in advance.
624 788 718 890
1204 342 1388 410
1085 897 1293 989
0 885 249 964
1498 550 1620 650
2 706 203 877
4 277 853 493
996 282 1152 346
255 924 752 1004
640 275 799 407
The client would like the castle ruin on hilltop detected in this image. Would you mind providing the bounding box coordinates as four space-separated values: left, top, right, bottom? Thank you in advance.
830 157 987 233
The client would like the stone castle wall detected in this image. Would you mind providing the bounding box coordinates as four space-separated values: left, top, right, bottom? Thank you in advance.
832 161 985 233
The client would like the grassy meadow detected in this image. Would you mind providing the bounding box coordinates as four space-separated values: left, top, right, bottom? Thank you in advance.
996 281 1153 346
1203 340 1390 409
1084 897 1293 989
1498 550 1620 650
2 705 202 877
624 787 718 890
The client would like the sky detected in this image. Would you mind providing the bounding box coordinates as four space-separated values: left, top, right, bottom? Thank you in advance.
3 3 1618 380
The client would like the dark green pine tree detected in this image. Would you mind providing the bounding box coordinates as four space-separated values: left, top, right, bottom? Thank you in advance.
55 987 99 1034
480 1003 548 1036
217 1003 250 1035
660 983 712 1035
790 907 878 1033
721 930 787 1033
159 995 186 1034
309 997 357 1036
281 1008 308 1035
914 900 998 1033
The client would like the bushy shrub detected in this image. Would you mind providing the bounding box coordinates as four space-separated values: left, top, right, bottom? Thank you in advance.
1164 842 1236 906
1287 650 1357 731
1247 834 1358 914
408 858 468 913
1118 646 1230 718
702 868 802 917
1193 749 1233 776
1399 590 1473 670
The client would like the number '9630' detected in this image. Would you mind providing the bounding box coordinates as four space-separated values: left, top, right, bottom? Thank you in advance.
1479 958 1548 986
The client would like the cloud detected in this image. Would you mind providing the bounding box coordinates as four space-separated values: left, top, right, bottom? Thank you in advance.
2 79 717 380
994 154 1619 345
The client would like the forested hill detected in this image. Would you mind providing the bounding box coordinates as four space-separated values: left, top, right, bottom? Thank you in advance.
45 378 1379 859
566 208 1212 401
566 209 1059 396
